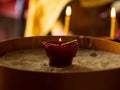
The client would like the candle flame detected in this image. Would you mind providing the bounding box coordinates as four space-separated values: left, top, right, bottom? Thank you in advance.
66 6 71 16
111 7 116 18
59 38 62 42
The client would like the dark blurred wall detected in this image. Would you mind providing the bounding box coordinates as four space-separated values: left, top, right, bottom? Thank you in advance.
70 0 112 37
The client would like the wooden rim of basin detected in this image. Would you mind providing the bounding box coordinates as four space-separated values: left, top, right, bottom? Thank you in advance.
0 36 120 73
0 36 120 54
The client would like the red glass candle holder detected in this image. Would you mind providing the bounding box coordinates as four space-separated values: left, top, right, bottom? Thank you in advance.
43 39 79 68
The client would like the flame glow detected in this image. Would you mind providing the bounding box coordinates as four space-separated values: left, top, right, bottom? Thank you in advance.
59 38 62 42
111 7 116 18
66 6 71 16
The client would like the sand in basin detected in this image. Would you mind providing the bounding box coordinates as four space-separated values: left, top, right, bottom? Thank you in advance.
0 48 120 72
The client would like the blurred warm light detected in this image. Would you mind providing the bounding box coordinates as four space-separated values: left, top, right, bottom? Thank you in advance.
24 0 71 36
111 7 116 18
66 6 71 16
59 38 62 42
80 0 113 7
51 21 64 36
51 6 72 36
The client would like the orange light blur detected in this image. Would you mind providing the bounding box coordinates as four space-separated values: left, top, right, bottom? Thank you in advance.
59 38 62 42
111 7 116 19
66 6 71 16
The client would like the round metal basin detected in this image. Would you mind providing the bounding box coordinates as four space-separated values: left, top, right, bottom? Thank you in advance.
0 36 120 90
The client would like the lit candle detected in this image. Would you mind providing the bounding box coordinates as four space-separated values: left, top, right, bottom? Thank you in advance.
58 38 62 46
64 6 72 35
59 38 62 42
110 7 116 40
43 38 78 68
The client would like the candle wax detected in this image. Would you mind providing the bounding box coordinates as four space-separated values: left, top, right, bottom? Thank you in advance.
64 16 70 35
44 40 78 68
110 18 116 40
